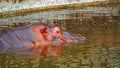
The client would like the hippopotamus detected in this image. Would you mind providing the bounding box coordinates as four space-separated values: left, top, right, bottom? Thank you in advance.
0 22 86 57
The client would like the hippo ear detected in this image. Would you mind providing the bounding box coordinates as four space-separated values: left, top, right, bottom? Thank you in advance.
48 23 56 28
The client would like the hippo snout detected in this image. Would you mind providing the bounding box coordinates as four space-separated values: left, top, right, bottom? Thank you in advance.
62 31 86 42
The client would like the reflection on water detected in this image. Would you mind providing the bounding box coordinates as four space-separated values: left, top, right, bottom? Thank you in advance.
0 42 66 58
0 6 120 68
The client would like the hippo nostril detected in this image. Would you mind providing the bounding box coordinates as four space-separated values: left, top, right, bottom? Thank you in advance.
56 31 59 33
79 36 86 41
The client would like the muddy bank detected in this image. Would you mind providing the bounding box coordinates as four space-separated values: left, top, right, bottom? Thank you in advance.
0 1 119 18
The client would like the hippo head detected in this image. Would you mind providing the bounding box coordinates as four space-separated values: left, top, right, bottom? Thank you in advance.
48 23 86 44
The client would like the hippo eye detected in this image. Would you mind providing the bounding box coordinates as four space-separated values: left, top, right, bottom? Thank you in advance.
43 29 47 33
43 27 47 33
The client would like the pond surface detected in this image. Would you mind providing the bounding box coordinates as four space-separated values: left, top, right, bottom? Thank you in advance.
0 8 120 68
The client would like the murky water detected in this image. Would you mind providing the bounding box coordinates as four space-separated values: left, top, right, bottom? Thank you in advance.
0 8 120 68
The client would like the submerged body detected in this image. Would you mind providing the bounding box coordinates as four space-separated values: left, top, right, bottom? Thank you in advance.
0 23 48 47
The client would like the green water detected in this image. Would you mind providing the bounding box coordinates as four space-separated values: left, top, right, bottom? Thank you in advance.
0 6 120 68
0 22 120 68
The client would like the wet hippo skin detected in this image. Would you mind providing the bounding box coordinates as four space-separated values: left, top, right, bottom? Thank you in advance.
0 22 86 57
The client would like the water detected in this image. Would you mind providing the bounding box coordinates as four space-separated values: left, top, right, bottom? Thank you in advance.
0 9 120 68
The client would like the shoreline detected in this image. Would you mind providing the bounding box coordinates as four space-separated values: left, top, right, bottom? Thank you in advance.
0 1 119 18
